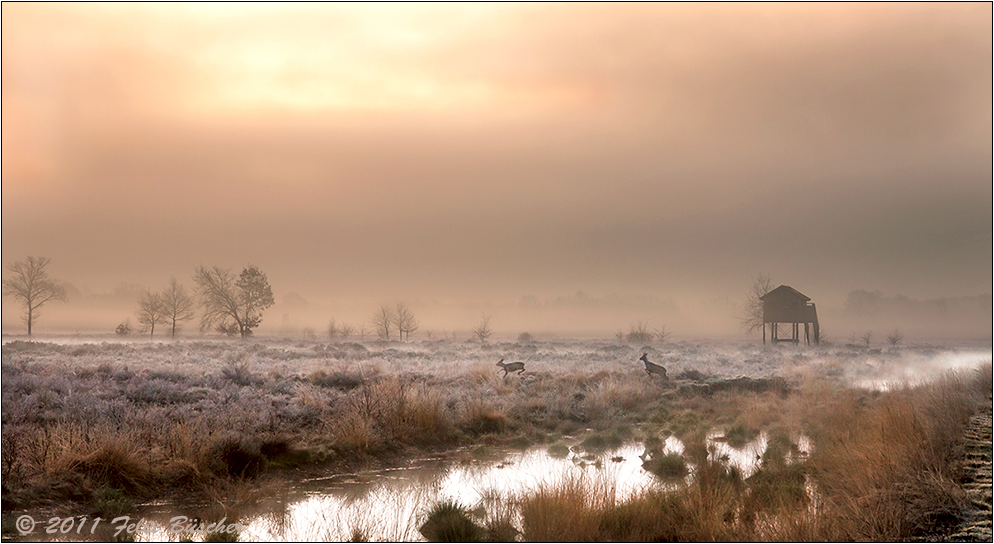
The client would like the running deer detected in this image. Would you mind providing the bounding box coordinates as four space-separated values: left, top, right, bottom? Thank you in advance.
639 353 668 379
496 358 526 377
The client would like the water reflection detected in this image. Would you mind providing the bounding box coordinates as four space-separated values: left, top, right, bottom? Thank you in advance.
246 443 660 541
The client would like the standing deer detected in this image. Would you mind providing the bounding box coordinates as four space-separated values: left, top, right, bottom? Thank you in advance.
639 353 667 379
496 358 525 377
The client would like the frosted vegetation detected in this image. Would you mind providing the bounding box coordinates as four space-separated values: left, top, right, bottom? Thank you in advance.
1 337 990 541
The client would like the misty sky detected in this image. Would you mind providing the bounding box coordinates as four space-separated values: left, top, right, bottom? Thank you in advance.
2 3 991 333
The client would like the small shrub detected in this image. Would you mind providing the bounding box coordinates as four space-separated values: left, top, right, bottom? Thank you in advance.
625 320 654 344
115 320 132 336
221 361 258 386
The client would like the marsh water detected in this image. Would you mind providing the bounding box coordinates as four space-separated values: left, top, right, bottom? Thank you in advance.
10 430 806 542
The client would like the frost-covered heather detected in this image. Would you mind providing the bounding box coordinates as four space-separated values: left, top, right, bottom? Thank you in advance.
1 336 989 512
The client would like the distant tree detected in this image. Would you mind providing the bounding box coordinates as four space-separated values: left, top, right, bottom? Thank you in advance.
371 304 394 340
394 303 419 342
2 256 67 335
328 318 340 339
136 290 168 338
517 331 534 343
339 323 355 339
625 320 654 344
161 277 195 338
886 329 904 346
741 273 774 335
861 330 873 346
654 326 669 344
193 265 275 338
472 313 493 343
116 319 133 336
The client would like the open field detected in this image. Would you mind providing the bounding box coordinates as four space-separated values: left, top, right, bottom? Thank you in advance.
2 336 991 541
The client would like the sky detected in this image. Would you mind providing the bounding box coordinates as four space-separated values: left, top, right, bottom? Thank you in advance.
2 3 991 337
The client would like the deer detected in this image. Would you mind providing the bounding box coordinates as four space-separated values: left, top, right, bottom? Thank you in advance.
639 353 667 379
496 358 526 377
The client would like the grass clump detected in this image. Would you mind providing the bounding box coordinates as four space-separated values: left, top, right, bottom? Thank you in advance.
419 500 485 542
642 452 688 480
546 441 570 459
309 370 365 390
579 430 624 453
208 438 266 478
90 486 134 518
460 400 508 436
724 421 758 448
203 529 239 542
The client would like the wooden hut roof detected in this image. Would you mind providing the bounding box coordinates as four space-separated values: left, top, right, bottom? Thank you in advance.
759 285 811 302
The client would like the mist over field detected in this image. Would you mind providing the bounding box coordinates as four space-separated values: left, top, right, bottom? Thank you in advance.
2 3 991 341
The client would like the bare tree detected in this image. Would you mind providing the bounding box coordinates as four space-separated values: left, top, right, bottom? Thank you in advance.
2 256 67 335
339 323 355 339
394 302 419 342
472 313 493 343
327 318 340 339
861 330 873 346
741 273 774 334
654 326 670 344
161 277 195 338
371 304 394 340
136 290 167 338
887 329 904 346
193 265 275 338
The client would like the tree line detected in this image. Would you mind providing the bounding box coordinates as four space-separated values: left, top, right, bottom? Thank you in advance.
3 257 276 339
3 256 431 342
